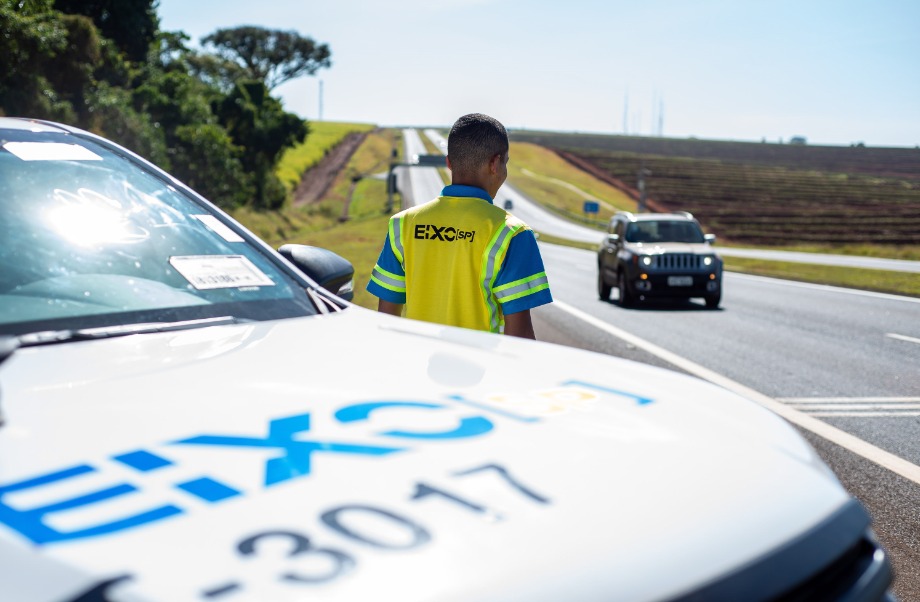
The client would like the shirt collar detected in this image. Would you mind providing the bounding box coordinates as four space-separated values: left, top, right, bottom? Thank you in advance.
441 184 493 204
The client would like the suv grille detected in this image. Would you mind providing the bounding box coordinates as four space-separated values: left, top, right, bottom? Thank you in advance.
652 254 701 270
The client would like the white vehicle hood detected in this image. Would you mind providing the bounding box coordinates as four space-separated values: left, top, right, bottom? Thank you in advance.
0 308 849 602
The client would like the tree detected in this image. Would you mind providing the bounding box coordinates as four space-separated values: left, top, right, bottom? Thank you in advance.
53 0 158 62
0 4 99 122
201 26 331 90
0 3 315 211
214 80 308 209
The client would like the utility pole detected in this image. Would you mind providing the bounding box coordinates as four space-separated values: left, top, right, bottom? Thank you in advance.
623 91 629 135
318 80 324 121
637 162 651 212
658 97 664 137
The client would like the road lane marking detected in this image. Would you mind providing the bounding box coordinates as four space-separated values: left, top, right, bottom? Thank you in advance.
790 405 920 410
553 299 920 487
808 410 920 418
887 333 920 345
779 397 920 403
778 397 920 417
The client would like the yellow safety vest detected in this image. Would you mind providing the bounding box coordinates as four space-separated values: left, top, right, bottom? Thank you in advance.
388 195 527 333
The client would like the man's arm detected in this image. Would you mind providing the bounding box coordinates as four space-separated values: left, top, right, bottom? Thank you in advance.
378 299 405 317
504 310 536 340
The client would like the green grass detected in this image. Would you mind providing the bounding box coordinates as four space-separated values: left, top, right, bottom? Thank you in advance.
276 121 377 193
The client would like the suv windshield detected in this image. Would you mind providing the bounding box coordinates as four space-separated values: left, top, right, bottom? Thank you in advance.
625 220 705 244
0 128 317 336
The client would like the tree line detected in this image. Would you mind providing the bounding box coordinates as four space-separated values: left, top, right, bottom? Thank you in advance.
0 0 331 209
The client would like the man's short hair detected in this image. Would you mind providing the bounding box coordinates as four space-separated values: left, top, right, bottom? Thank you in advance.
447 113 509 173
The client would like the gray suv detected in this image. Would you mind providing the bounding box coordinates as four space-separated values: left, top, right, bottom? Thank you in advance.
598 211 723 308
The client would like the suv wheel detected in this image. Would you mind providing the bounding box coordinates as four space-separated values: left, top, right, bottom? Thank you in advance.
705 292 721 309
598 268 612 301
617 271 634 307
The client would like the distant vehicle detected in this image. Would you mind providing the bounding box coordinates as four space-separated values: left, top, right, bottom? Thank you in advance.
598 211 723 308
0 119 892 601
503 199 514 210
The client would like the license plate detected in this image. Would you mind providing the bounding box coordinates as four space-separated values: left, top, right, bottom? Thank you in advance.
667 276 693 287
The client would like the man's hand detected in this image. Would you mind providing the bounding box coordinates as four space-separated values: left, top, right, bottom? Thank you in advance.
504 310 536 340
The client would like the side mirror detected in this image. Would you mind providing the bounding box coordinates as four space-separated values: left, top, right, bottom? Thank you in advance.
704 233 717 244
278 244 355 301
607 233 620 245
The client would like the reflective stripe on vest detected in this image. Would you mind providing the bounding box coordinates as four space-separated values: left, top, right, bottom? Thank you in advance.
494 271 550 304
389 216 405 267
480 223 520 332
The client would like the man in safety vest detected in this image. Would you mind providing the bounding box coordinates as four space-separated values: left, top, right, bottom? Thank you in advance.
366 113 552 339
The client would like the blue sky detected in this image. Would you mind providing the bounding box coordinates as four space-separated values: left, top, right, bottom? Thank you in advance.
157 0 920 147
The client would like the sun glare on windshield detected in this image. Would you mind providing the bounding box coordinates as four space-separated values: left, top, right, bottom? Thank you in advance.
45 187 149 247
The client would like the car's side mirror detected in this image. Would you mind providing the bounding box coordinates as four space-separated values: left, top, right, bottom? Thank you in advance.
705 234 717 244
277 244 355 301
607 233 620 245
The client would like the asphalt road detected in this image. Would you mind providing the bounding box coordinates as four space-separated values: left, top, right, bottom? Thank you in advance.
398 128 444 208
401 129 920 599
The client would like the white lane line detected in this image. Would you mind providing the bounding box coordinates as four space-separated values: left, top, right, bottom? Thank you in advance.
887 333 920 345
781 397 920 417
779 397 920 403
786 404 920 411
553 299 920 487
809 412 920 418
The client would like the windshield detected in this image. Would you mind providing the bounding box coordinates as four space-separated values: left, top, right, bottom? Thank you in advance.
0 126 318 336
625 220 706 243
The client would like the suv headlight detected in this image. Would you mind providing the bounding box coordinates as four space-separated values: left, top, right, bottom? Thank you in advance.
703 256 714 267
640 256 653 266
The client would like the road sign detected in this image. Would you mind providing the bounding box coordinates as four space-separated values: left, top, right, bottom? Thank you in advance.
413 154 447 167
583 200 600 214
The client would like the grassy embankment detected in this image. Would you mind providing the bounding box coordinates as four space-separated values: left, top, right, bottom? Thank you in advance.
233 124 403 309
275 121 376 194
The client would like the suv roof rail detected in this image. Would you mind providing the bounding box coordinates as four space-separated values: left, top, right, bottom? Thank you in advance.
673 211 695 220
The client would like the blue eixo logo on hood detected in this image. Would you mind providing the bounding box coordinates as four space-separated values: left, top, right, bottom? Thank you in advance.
0 381 651 545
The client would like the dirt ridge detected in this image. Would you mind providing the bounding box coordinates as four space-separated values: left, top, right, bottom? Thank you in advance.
292 132 368 207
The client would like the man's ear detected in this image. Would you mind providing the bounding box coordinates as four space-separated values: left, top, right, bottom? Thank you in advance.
488 153 501 174
446 155 453 171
